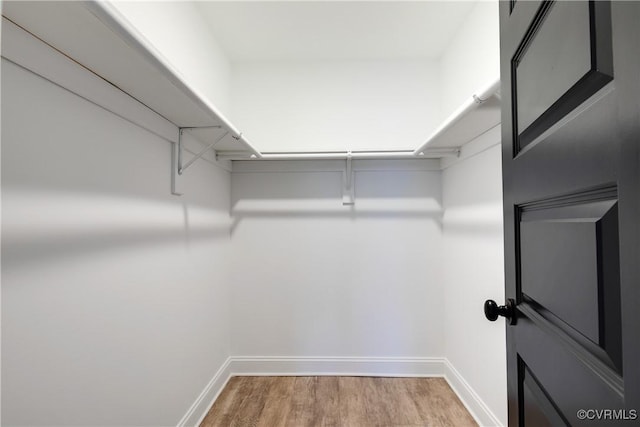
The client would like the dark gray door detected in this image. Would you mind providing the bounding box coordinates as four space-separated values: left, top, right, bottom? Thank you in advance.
495 1 640 425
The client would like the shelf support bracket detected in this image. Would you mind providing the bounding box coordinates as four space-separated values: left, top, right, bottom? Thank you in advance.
172 125 229 196
342 152 355 205
179 127 228 174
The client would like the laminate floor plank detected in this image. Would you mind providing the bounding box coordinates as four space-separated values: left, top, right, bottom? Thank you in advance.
429 378 477 427
360 377 395 427
256 377 296 427
313 376 340 427
404 377 477 427
284 376 317 427
200 376 478 427
373 377 424 426
228 376 273 427
201 377 250 427
337 377 371 427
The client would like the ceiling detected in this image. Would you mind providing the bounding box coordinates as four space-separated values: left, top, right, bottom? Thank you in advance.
197 1 477 61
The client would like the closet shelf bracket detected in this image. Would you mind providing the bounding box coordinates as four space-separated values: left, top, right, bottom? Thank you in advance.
177 126 233 175
172 126 240 196
342 152 355 205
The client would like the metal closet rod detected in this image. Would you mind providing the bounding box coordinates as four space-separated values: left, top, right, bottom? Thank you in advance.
216 148 458 161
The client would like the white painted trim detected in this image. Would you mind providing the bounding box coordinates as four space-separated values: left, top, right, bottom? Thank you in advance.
176 357 233 427
232 159 441 174
229 356 445 377
444 359 504 427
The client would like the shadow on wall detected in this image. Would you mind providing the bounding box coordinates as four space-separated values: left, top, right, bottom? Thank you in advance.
230 208 443 235
1 58 233 270
442 202 504 236
230 169 444 234
1 188 231 269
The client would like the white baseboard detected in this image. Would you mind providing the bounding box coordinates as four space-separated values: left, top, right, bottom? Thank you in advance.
444 359 503 427
178 356 502 427
176 358 232 427
229 356 445 377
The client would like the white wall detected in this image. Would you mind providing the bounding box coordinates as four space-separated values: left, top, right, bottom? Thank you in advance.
109 1 499 154
439 0 500 119
229 161 444 358
108 1 500 153
231 60 440 152
442 127 507 426
1 57 231 426
110 1 232 117
1 2 507 424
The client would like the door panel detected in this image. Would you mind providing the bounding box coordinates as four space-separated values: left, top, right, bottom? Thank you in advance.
500 1 639 425
512 1 613 151
522 364 568 426
517 314 624 423
519 197 620 355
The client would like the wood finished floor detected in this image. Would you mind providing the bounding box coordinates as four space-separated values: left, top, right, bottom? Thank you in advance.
200 376 478 427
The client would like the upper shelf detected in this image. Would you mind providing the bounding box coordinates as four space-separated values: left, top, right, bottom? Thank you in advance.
2 1 500 162
413 79 501 155
2 1 261 159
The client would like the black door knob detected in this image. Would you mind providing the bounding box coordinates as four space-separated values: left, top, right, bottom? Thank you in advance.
484 298 516 325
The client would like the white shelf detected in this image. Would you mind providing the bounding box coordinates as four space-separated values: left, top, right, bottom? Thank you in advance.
414 79 501 154
3 1 500 163
2 1 261 159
